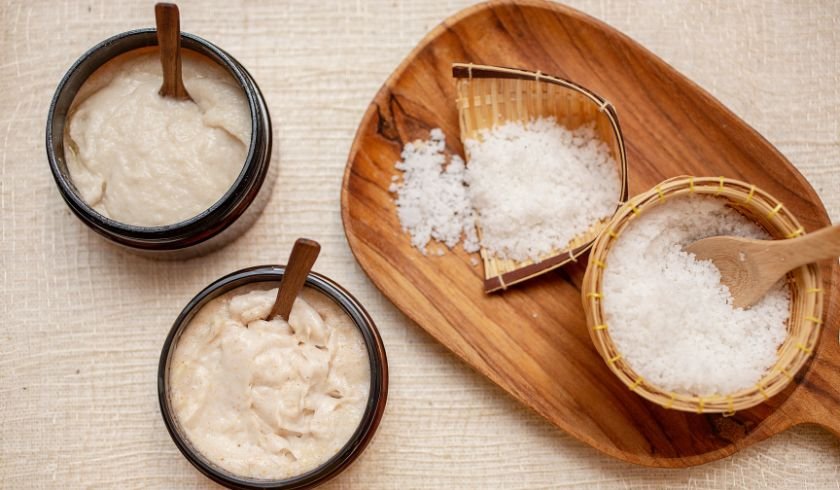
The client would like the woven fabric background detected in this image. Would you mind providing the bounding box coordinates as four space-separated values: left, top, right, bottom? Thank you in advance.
1 0 838 488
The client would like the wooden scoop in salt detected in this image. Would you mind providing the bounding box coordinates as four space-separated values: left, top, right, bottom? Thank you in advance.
685 224 840 308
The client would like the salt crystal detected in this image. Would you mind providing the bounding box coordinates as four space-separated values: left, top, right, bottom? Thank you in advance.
391 118 619 262
464 117 620 261
390 131 478 254
601 196 790 396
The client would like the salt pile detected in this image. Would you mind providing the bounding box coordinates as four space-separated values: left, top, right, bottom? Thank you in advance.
464 117 620 261
601 196 790 396
389 129 479 254
391 118 619 261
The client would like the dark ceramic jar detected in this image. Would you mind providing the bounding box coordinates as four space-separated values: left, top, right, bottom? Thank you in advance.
46 29 274 258
158 266 388 489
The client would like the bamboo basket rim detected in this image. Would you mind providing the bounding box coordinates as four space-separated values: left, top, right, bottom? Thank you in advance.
581 176 824 414
452 63 629 293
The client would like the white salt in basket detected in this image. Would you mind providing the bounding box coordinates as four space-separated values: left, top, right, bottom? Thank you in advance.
452 63 628 293
581 176 824 414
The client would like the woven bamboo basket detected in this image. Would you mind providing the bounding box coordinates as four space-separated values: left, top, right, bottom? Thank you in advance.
581 176 824 414
452 63 628 293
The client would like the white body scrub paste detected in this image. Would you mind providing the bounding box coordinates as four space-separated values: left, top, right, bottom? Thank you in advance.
601 196 790 396
64 48 251 226
390 118 620 261
169 285 370 480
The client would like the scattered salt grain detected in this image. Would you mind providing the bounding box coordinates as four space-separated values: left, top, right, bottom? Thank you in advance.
601 196 790 396
389 129 479 254
464 117 619 261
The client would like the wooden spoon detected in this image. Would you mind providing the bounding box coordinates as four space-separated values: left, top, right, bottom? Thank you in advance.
154 3 192 101
269 238 322 321
685 225 840 308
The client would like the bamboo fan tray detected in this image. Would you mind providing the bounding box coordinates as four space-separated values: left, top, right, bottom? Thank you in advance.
340 0 840 468
453 64 628 293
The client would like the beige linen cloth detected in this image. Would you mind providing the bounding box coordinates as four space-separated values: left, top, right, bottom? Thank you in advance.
1 1 838 488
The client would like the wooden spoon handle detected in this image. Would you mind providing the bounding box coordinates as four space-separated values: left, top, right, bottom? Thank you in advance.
270 239 322 321
155 3 190 100
775 224 840 271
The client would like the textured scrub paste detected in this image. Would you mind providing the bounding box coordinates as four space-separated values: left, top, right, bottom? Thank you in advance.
169 285 371 480
64 48 251 226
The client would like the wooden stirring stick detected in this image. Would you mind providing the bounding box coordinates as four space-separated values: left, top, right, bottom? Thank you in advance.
155 3 192 101
270 238 322 321
685 224 840 308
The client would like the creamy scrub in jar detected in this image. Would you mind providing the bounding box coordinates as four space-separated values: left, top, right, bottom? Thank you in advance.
168 284 371 480
63 47 251 227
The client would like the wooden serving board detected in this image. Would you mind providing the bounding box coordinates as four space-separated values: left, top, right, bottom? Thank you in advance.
340 0 840 467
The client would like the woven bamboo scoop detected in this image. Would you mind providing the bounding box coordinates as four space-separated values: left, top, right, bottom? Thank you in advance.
155 3 192 101
686 224 840 308
269 238 321 321
451 63 628 293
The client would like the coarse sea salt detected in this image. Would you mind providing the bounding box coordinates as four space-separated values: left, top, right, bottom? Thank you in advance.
465 117 619 261
601 196 791 396
389 129 479 254
391 118 619 261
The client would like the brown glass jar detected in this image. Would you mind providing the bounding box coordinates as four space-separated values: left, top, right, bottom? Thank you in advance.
46 29 274 258
157 265 388 489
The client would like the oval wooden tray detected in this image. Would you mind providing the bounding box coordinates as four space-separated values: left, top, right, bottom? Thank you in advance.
340 0 840 467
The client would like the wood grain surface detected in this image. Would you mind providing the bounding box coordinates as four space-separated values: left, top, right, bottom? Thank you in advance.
341 0 840 467
3 0 840 488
